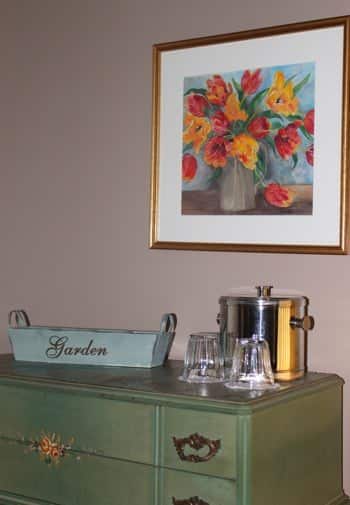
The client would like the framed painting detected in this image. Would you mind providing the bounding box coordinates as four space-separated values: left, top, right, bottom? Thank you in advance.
149 16 350 254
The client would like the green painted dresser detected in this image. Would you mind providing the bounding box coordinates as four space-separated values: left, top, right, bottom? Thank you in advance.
0 354 347 505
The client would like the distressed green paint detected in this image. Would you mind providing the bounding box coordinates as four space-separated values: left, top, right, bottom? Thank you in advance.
0 438 154 504
76 456 155 504
161 406 237 479
248 385 345 505
0 354 343 414
0 355 347 505
236 414 251 505
161 467 236 505
0 493 55 504
0 384 154 464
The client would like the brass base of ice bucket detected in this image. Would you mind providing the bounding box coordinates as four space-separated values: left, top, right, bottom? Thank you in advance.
274 370 305 381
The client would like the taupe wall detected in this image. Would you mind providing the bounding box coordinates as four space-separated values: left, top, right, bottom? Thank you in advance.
1 0 349 490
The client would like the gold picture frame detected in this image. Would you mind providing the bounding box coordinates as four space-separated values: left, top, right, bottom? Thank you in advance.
150 16 350 254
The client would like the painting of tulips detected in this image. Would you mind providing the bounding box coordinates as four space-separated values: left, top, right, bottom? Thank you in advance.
182 63 315 215
150 16 350 253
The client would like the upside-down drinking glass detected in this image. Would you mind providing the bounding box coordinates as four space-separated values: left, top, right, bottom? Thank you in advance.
225 334 279 390
179 332 225 383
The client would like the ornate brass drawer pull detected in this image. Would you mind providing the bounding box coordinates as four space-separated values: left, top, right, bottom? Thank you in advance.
172 432 221 463
172 497 209 505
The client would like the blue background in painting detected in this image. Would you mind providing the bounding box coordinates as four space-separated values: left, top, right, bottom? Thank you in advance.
182 62 315 190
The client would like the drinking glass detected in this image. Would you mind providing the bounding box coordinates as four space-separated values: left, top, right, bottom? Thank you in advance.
179 332 225 383
225 334 279 390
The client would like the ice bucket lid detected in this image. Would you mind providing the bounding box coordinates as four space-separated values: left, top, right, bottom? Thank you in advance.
219 285 309 306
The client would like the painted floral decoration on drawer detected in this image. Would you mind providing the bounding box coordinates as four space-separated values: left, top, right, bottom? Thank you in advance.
30 432 74 465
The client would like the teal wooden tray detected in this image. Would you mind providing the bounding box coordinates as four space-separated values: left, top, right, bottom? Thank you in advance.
8 310 177 368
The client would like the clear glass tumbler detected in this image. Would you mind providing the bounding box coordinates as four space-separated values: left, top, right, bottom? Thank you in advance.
225 334 279 390
179 332 225 383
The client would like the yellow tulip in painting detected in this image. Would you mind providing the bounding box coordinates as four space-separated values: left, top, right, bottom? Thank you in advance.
265 71 299 116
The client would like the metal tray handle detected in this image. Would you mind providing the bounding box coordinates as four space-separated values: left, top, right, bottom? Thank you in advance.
160 313 177 334
8 310 31 328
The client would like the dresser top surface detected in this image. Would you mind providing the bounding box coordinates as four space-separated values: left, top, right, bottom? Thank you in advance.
0 354 341 410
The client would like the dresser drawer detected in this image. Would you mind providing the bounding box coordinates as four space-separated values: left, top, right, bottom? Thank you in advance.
162 407 237 479
0 384 154 464
162 468 236 505
0 437 155 505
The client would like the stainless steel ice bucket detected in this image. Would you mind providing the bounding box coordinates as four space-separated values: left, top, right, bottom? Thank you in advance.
217 285 314 381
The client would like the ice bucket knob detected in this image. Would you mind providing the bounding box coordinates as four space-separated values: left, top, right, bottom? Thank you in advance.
255 285 273 297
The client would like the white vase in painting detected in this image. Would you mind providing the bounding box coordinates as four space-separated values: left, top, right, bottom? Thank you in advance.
219 158 256 212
